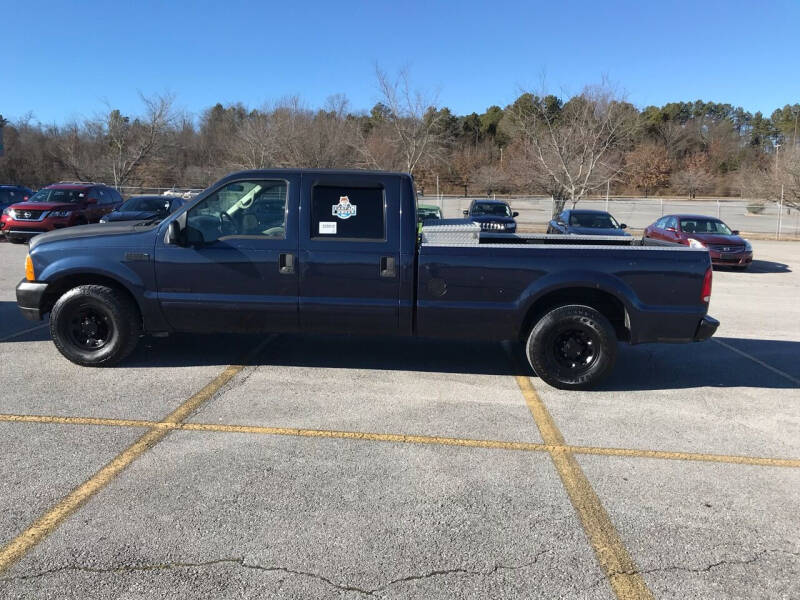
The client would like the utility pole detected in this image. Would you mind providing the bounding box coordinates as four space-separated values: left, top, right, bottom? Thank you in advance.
777 184 784 240
605 180 609 212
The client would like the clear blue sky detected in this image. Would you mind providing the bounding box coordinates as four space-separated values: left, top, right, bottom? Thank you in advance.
3 0 799 124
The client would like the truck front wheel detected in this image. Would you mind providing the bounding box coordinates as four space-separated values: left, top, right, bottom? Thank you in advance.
50 285 141 367
526 304 617 390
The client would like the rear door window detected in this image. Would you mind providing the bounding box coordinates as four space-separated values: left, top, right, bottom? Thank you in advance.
310 185 385 241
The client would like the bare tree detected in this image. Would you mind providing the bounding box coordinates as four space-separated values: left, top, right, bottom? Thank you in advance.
105 93 176 188
505 84 636 215
743 146 800 210
778 146 800 209
624 142 672 196
671 153 714 199
359 68 445 174
227 110 278 169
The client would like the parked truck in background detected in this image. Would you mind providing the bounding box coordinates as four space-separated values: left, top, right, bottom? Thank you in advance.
16 169 718 389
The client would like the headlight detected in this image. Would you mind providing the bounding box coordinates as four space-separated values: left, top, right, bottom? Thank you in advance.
744 240 752 252
49 210 72 217
688 238 706 248
4 208 15 218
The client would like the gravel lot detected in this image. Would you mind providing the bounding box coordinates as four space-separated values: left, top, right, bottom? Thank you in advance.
0 238 798 599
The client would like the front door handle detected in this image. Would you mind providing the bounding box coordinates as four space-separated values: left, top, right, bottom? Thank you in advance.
380 256 396 278
279 253 295 274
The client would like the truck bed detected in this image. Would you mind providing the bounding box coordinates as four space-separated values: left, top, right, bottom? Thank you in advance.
416 222 712 345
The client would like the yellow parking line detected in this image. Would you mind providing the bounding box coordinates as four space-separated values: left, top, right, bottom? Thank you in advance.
0 414 159 429
567 445 800 468
512 373 654 600
0 336 274 574
1 413 798 468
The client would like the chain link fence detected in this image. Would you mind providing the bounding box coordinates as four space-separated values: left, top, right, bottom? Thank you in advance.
418 195 800 239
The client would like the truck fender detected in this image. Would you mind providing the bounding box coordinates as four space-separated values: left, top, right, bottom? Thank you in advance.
515 269 640 333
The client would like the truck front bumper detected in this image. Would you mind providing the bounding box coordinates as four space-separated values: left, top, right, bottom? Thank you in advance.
16 279 48 321
693 315 719 342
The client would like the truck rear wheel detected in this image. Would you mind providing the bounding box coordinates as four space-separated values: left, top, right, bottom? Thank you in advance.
526 304 617 390
50 285 141 367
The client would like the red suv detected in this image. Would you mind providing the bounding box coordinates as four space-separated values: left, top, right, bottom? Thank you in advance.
1 182 123 243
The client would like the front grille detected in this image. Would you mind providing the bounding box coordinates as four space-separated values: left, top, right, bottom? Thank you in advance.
12 210 45 221
709 244 744 253
479 222 506 231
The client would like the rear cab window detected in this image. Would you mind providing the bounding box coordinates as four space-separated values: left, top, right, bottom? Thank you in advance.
310 185 386 241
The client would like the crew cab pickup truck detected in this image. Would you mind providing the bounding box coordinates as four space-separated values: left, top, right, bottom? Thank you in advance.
16 169 719 389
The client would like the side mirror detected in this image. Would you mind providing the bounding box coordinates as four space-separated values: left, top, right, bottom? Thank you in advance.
167 220 183 246
666 227 676 232
463 210 469 216
732 230 740 235
620 223 627 229
512 211 519 218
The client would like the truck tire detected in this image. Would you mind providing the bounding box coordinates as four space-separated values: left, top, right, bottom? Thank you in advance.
50 284 141 367
526 304 617 390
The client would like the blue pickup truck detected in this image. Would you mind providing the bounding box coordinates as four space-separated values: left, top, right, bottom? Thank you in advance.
15 169 718 389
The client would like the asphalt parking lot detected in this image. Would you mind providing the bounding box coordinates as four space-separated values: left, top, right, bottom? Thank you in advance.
0 239 798 599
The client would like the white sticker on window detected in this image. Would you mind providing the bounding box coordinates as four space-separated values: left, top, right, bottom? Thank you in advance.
319 221 337 235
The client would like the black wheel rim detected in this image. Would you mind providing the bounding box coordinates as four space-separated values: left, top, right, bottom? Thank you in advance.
67 306 112 350
551 327 599 374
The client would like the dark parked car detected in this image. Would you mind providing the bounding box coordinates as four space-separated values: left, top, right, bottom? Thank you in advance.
547 209 629 236
16 169 718 390
643 214 753 269
100 195 187 223
1 182 122 243
463 199 518 232
0 185 34 214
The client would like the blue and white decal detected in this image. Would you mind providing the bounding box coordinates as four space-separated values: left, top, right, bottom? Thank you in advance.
332 196 357 219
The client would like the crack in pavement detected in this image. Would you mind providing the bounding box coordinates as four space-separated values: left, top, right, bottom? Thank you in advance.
583 548 800 591
0 549 553 596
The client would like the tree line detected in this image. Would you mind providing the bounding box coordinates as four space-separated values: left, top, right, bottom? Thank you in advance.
1 71 798 215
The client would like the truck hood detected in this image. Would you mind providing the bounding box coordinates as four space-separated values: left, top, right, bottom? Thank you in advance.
29 221 157 249
567 226 630 236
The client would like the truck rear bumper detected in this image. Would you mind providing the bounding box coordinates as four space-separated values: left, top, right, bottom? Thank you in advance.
16 279 48 321
693 315 719 342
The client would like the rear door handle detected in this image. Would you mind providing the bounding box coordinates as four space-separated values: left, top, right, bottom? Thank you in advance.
279 253 295 274
380 256 396 278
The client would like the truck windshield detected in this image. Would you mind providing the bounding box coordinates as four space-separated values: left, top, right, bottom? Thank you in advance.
680 219 733 235
570 213 619 228
28 189 87 204
472 203 511 217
